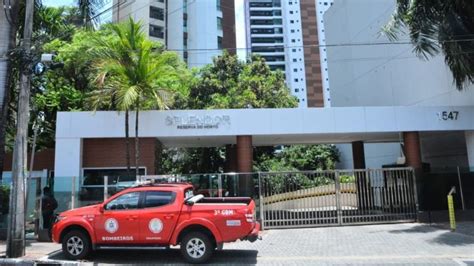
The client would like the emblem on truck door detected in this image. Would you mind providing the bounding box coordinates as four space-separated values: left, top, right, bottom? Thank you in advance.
148 218 163 234
105 218 119 233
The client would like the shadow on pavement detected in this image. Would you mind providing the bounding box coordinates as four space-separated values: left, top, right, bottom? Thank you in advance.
387 224 474 247
387 224 440 234
431 232 474 246
49 248 258 265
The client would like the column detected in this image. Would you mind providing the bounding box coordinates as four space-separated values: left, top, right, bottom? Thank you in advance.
54 138 82 211
351 141 366 169
403 132 422 169
465 131 474 171
236 136 253 196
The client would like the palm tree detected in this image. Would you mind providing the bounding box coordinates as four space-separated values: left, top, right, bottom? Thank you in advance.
90 18 186 178
76 0 105 28
383 0 474 90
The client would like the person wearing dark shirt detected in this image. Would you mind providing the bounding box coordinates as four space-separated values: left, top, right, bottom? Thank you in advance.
41 187 58 229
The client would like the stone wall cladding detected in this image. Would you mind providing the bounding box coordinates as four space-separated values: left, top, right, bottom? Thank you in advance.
222 0 236 54
300 0 324 107
3 149 55 172
82 138 156 175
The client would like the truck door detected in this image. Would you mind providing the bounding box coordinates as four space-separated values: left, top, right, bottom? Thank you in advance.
139 190 180 244
95 191 141 244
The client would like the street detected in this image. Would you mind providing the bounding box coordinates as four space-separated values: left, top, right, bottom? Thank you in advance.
2 222 474 265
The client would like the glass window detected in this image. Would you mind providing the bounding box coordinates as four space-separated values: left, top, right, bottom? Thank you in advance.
150 6 164 20
217 17 222 30
216 0 221 11
149 24 164 39
217 36 223 49
144 191 175 208
105 192 140 210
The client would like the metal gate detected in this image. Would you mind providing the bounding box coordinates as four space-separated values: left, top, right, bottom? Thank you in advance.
259 168 418 229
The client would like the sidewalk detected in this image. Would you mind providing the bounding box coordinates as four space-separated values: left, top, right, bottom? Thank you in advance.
1 222 474 265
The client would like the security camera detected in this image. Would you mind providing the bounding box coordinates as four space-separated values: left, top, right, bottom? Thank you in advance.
40 53 56 63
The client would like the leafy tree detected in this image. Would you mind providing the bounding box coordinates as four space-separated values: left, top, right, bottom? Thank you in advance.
90 18 187 177
255 144 340 172
160 52 298 174
175 51 298 109
383 0 474 90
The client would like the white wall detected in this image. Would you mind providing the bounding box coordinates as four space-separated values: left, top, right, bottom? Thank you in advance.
324 0 474 170
167 0 184 58
187 0 221 68
281 0 308 107
336 143 401 169
324 0 474 108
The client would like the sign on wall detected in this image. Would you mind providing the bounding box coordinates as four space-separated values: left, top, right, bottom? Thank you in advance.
165 115 231 129
437 111 459 121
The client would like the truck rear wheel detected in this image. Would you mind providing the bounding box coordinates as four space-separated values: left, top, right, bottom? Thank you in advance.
62 230 91 260
180 232 213 264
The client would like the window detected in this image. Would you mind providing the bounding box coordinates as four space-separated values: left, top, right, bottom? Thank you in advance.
150 6 164 20
294 78 298 82
293 68 298 72
251 37 283 44
293 58 297 62
217 17 222 30
295 89 299 92
216 0 221 11
290 20 294 24
149 24 164 39
217 36 223 49
105 192 140 210
144 191 175 208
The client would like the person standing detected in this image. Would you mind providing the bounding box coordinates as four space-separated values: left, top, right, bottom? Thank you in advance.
41 187 57 229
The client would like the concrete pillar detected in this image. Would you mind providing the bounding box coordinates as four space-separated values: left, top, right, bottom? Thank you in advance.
54 138 82 211
236 136 253 196
224 144 237 172
403 132 422 169
465 131 474 171
351 141 366 169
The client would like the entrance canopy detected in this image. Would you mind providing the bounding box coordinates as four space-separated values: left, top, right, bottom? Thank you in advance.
57 106 474 147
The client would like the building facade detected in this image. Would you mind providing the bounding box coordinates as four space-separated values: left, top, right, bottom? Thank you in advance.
245 0 327 108
113 0 236 67
322 0 474 170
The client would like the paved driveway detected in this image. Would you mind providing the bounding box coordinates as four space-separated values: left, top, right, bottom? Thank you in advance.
2 223 474 265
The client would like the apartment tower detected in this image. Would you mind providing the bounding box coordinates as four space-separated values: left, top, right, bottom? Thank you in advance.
113 0 236 68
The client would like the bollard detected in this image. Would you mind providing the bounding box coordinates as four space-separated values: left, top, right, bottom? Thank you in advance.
447 186 456 231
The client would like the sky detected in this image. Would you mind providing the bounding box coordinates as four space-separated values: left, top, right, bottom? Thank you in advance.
43 0 247 60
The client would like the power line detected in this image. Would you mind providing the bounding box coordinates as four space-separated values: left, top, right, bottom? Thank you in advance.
167 38 474 52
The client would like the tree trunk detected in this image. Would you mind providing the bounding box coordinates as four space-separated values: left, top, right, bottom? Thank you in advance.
134 102 140 178
0 0 19 177
125 109 131 178
7 0 34 258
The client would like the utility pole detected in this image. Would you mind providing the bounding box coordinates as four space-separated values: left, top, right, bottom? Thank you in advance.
6 0 34 258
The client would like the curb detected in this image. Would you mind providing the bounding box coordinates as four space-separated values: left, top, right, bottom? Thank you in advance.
0 258 85 265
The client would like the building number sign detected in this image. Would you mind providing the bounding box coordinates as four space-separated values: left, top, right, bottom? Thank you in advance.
437 111 459 121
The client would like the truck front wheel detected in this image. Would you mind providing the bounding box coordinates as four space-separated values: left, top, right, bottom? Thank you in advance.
180 232 213 263
62 230 91 260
